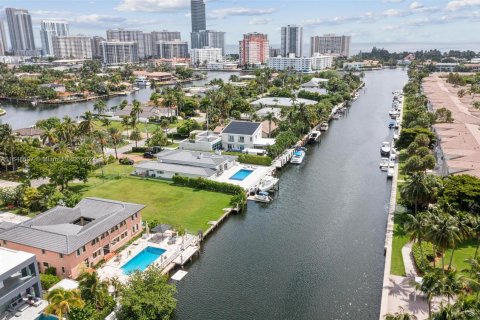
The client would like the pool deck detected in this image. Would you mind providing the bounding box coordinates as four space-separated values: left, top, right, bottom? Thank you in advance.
212 164 274 190
1 300 48 320
98 232 200 283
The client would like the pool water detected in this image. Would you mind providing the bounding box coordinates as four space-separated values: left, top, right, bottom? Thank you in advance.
36 314 59 320
121 246 166 274
229 169 254 181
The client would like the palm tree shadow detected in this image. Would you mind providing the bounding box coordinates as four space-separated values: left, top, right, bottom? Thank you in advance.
386 277 411 297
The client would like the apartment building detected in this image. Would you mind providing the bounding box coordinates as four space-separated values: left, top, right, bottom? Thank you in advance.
239 33 269 66
52 35 93 59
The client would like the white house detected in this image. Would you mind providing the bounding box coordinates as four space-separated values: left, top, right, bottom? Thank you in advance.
133 149 237 179
179 130 222 152
221 120 271 151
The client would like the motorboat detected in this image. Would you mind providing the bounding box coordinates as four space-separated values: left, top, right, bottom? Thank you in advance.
290 148 306 164
389 110 399 118
258 176 278 192
134 76 150 87
387 167 395 178
352 92 360 101
320 122 329 131
388 121 395 129
308 131 321 143
380 157 389 170
332 113 341 120
395 119 400 129
393 132 399 141
380 141 391 156
390 153 397 162
254 191 272 203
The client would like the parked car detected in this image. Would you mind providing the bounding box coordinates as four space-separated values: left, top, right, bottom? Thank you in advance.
119 157 134 165
143 152 154 159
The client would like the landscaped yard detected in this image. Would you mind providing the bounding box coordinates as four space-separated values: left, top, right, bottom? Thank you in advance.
71 176 232 232
391 213 409 276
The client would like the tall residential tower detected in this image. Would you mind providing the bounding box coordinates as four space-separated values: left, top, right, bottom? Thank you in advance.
0 20 7 55
40 20 69 56
191 0 206 32
5 8 36 55
281 25 303 58
310 34 351 57
239 33 269 66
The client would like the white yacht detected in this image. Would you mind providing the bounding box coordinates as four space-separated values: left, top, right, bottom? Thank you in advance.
320 122 329 131
290 148 306 164
308 131 321 143
380 157 389 170
134 76 150 87
254 191 272 203
258 176 279 192
380 141 391 156
387 167 395 178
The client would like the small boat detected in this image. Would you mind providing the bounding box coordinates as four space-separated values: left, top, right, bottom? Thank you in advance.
393 132 399 140
308 131 321 143
132 87 140 92
380 141 391 156
290 148 306 164
320 122 329 131
389 110 399 118
332 113 341 120
395 119 400 129
0 108 5 116
258 176 278 192
352 92 360 101
31 101 37 106
380 157 389 170
254 191 272 203
134 76 150 87
387 167 395 178
388 121 395 129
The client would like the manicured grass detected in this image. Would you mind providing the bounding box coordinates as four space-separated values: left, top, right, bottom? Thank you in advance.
391 212 410 276
72 177 232 232
93 163 134 178
442 240 478 273
93 119 187 133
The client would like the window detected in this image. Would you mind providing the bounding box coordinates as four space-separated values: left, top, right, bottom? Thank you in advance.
2 240 7 245
42 249 46 254
93 248 102 259
239 136 245 143
43 262 49 268
61 267 65 274
250 137 253 142
59 253 63 258
77 249 81 256
228 135 234 142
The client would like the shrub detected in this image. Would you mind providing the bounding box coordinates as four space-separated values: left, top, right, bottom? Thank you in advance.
412 241 435 274
172 176 244 195
238 154 272 166
396 128 436 150
40 273 61 290
132 147 148 153
44 266 57 276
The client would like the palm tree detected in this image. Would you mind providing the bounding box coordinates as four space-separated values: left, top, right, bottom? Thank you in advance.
428 212 461 272
0 124 17 171
400 173 442 214
384 307 417 320
108 127 121 159
262 111 279 138
40 128 58 146
78 272 109 310
447 211 471 270
119 99 128 110
78 111 95 137
130 129 142 148
94 130 108 158
45 288 84 320
131 99 142 122
121 116 131 136
441 270 464 304
414 269 443 317
405 212 430 269
93 100 107 116
100 117 111 129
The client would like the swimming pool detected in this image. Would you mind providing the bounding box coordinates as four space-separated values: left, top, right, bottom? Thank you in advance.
229 169 254 181
121 246 166 274
35 314 59 320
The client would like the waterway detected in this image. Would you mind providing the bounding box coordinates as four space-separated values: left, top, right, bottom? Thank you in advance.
0 71 241 129
172 68 408 320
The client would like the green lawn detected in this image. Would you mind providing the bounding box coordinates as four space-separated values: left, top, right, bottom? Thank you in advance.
93 119 187 133
391 212 410 276
442 240 478 273
93 163 134 178
71 177 232 232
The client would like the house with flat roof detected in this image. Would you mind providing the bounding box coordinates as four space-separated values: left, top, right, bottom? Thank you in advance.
0 248 42 314
179 130 222 152
0 198 144 279
133 149 237 179
251 97 317 108
221 120 271 151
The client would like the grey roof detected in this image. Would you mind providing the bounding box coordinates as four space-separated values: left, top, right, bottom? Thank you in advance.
0 222 16 231
135 161 216 177
0 198 145 254
251 97 317 107
222 120 262 135
151 224 171 233
153 149 236 169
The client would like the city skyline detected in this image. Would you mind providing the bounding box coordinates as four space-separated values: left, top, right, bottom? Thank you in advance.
0 0 478 52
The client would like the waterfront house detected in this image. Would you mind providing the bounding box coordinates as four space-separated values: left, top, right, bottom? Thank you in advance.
221 120 268 151
39 83 66 93
133 149 237 179
251 97 317 108
179 130 222 152
0 247 42 314
13 128 44 141
0 198 144 279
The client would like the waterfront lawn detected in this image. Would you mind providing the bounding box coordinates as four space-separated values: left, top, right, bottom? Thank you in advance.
442 239 477 273
72 177 232 232
93 163 134 178
391 212 410 276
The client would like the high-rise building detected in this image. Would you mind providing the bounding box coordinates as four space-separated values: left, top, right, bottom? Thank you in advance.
269 47 281 57
267 53 333 72
310 34 351 57
190 47 222 66
91 36 106 58
100 41 139 65
5 8 36 55
281 25 303 58
191 30 225 55
52 35 93 59
40 20 69 56
107 29 150 59
191 0 206 32
151 31 181 57
0 20 7 55
239 33 269 66
156 40 189 59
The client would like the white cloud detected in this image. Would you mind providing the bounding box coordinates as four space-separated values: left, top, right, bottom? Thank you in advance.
210 7 276 19
446 0 480 11
409 1 424 10
74 14 127 25
248 17 271 25
382 0 405 2
116 0 189 12
383 9 406 16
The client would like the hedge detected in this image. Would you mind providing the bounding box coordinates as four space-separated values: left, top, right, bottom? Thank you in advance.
412 241 435 274
238 154 272 166
172 176 244 195
40 273 61 290
131 147 148 153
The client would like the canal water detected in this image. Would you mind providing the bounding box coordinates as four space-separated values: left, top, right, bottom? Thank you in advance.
172 69 408 320
0 71 241 129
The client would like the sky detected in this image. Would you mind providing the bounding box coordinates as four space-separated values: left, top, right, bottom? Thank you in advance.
1 0 479 52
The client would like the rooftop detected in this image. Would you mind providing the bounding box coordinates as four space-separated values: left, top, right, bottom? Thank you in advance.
222 120 262 135
0 198 145 254
154 149 236 168
251 97 317 107
0 247 35 275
